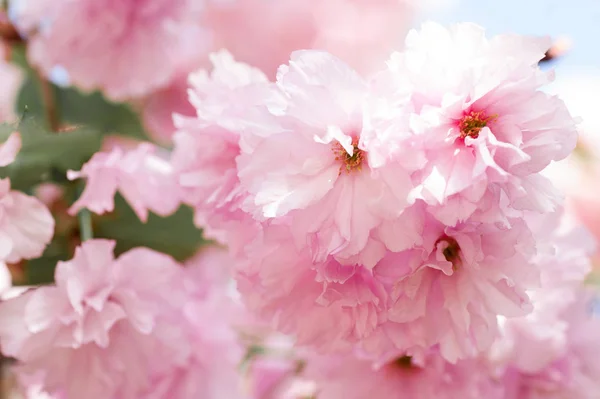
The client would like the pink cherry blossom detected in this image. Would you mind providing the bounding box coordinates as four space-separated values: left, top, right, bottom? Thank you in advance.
236 50 420 265
390 22 578 226
67 143 180 222
0 178 54 263
0 240 190 398
0 131 21 166
302 350 503 399
9 0 207 100
365 214 538 362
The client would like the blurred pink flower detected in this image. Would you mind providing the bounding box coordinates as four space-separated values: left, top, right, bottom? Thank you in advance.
141 0 416 142
0 240 247 399
33 183 64 207
543 72 600 265
0 178 54 263
0 131 21 166
142 77 197 144
9 0 207 100
496 290 600 399
0 240 190 398
67 143 180 222
206 0 414 79
302 350 503 399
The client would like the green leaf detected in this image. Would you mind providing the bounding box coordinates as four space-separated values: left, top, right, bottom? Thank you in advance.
0 116 103 190
94 195 206 261
12 45 149 139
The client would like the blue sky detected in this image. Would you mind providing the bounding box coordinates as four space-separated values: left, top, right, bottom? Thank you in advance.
418 0 600 73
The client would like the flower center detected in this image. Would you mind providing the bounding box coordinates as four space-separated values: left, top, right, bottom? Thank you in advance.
436 236 461 271
332 137 364 175
458 111 497 139
393 355 414 369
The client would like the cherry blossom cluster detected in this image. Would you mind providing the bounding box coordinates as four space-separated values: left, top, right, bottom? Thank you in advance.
0 7 598 398
169 22 580 363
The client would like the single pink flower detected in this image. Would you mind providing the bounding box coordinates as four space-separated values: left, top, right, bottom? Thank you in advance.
68 143 180 222
389 22 577 226
236 50 419 265
362 214 538 362
10 0 207 100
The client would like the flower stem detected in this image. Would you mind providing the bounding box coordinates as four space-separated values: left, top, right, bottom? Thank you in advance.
78 208 93 241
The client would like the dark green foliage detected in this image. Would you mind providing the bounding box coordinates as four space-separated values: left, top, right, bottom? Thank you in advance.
94 194 206 262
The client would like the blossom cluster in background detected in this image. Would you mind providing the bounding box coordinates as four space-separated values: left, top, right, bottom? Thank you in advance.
0 0 596 398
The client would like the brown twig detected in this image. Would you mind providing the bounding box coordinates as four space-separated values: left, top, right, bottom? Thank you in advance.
35 69 60 132
540 37 572 64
